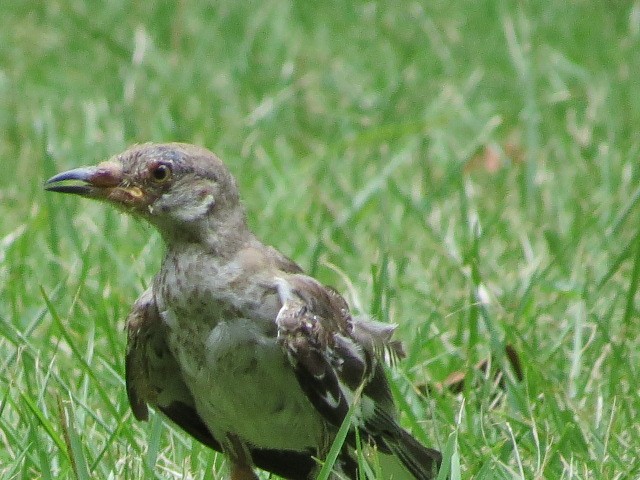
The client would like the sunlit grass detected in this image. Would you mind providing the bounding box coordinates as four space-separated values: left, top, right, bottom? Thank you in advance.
1 1 639 478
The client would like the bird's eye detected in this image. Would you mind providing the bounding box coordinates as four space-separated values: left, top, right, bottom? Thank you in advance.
151 163 172 183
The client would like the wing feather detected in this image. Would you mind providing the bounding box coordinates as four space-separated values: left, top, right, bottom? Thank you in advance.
274 275 441 479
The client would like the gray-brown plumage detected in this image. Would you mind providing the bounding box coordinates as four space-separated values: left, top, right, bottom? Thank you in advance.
45 143 441 480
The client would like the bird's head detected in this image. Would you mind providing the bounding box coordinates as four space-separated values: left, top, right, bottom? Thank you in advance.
45 143 247 246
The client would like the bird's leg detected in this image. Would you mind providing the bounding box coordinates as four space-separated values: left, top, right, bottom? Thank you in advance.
230 463 259 480
226 434 259 480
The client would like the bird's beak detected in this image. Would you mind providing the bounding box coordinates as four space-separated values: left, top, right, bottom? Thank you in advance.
45 161 144 205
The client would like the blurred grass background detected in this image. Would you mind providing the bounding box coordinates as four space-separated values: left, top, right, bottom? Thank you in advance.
1 1 639 478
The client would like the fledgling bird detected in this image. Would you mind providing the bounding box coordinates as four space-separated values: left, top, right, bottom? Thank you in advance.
45 143 442 480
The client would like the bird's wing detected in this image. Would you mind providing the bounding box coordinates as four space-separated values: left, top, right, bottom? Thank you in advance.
274 275 396 430
274 275 442 480
125 288 318 480
125 288 223 449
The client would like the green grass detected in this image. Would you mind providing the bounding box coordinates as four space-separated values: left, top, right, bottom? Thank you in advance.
1 1 639 478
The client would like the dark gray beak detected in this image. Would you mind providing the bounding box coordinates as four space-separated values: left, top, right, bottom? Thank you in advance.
45 162 146 206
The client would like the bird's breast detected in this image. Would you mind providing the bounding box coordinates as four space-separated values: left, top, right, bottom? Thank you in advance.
154 249 280 380
156 247 281 326
153 248 325 451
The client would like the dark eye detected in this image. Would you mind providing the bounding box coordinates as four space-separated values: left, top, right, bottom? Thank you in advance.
151 163 172 182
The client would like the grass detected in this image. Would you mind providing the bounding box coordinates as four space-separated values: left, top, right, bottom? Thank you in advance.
1 0 639 478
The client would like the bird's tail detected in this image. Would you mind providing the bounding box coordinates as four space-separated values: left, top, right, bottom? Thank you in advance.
387 428 442 480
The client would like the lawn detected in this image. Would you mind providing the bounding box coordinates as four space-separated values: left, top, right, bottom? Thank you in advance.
1 1 639 479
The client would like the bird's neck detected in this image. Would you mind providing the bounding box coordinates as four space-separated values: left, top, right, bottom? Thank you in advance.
159 207 254 258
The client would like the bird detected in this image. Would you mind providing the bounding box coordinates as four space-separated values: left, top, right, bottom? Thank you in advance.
45 143 442 480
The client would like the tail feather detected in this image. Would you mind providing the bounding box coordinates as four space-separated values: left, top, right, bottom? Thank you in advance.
387 429 442 480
